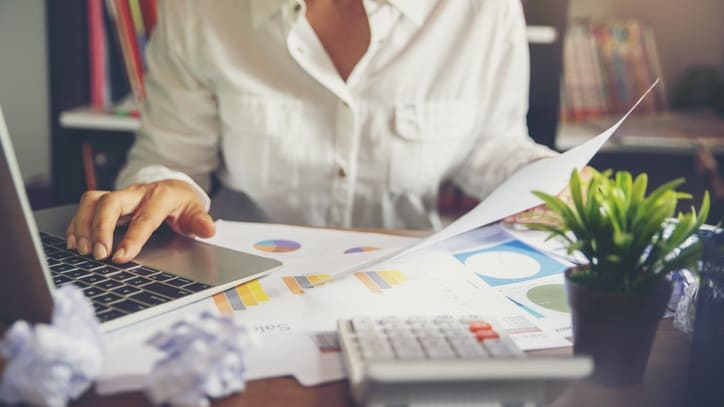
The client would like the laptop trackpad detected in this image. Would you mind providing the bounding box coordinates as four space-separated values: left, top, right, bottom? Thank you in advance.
121 227 280 287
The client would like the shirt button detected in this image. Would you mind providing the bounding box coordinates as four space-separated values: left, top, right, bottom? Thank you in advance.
293 3 301 12
338 168 347 178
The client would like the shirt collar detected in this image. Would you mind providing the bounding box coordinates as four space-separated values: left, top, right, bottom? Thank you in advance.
250 0 436 29
250 0 292 29
387 0 436 26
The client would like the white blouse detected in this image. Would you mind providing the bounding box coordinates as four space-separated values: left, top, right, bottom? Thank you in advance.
117 0 556 230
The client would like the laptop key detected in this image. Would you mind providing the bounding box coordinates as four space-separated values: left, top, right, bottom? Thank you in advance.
126 276 152 287
142 282 192 299
113 299 149 313
108 261 140 271
80 274 107 285
66 269 91 279
130 291 170 306
95 279 123 290
41 235 65 246
71 280 90 289
53 275 72 286
93 303 109 314
95 266 120 275
166 277 194 287
46 258 60 266
83 286 105 298
64 256 88 265
51 263 76 273
97 309 127 322
109 271 135 281
184 282 212 292
132 266 159 276
47 250 73 260
148 272 176 282
95 293 122 304
112 284 141 296
77 260 105 270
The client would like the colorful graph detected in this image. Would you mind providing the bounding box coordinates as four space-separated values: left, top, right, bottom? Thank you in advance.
344 246 379 254
213 280 270 314
455 240 567 287
507 296 545 319
253 239 301 253
527 284 569 313
282 274 333 294
355 270 407 294
499 315 543 335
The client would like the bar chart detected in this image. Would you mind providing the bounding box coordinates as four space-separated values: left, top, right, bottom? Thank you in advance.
213 279 270 313
354 270 408 293
282 274 333 295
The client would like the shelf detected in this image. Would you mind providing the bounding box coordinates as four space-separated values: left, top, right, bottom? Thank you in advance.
557 111 724 154
60 106 140 132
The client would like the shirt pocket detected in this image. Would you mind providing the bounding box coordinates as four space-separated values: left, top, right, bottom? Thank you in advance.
388 101 478 195
217 94 302 195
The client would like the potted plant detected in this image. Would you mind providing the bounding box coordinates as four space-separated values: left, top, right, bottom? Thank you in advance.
530 169 710 385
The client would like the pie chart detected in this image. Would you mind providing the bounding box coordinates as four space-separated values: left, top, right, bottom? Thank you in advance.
527 284 569 313
344 246 379 254
254 239 301 253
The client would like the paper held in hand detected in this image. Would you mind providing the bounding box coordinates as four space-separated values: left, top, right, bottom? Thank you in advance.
326 79 661 279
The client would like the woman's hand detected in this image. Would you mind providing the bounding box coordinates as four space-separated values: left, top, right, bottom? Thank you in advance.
505 166 595 225
65 179 216 264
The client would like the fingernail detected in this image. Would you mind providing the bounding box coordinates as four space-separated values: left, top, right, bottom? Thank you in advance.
77 237 90 255
66 235 76 250
93 243 108 260
113 248 126 263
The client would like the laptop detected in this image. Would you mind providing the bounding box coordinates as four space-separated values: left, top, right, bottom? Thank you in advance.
0 107 281 332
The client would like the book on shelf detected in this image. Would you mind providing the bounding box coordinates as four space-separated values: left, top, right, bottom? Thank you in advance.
86 0 157 116
560 19 668 123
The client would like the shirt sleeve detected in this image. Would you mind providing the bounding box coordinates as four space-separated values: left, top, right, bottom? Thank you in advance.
115 0 217 210
451 0 558 201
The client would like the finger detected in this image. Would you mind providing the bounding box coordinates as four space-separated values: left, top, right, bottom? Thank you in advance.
90 189 144 260
73 191 108 255
174 209 216 238
113 194 176 263
65 216 77 249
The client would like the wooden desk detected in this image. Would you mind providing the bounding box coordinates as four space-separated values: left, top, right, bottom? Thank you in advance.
70 318 689 407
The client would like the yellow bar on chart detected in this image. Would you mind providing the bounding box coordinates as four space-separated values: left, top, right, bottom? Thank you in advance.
308 274 330 286
391 270 407 282
355 272 382 294
283 276 304 294
213 293 233 315
379 270 400 285
236 283 257 306
247 280 269 302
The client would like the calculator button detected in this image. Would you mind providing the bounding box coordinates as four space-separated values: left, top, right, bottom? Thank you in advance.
468 321 493 332
352 318 377 332
474 330 500 342
483 339 518 357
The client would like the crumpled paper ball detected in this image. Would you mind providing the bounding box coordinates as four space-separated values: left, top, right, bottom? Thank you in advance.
145 311 255 407
674 278 699 339
0 285 103 407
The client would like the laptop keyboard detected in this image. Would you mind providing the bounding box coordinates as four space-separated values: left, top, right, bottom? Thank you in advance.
40 232 211 322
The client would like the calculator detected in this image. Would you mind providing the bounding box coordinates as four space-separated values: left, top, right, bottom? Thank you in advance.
337 315 592 406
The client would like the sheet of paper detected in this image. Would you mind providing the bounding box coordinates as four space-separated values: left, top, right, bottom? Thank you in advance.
97 225 570 394
201 221 420 277
440 225 576 340
321 81 660 279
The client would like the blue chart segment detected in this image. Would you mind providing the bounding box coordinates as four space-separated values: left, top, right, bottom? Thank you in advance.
507 296 545 319
454 240 567 287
